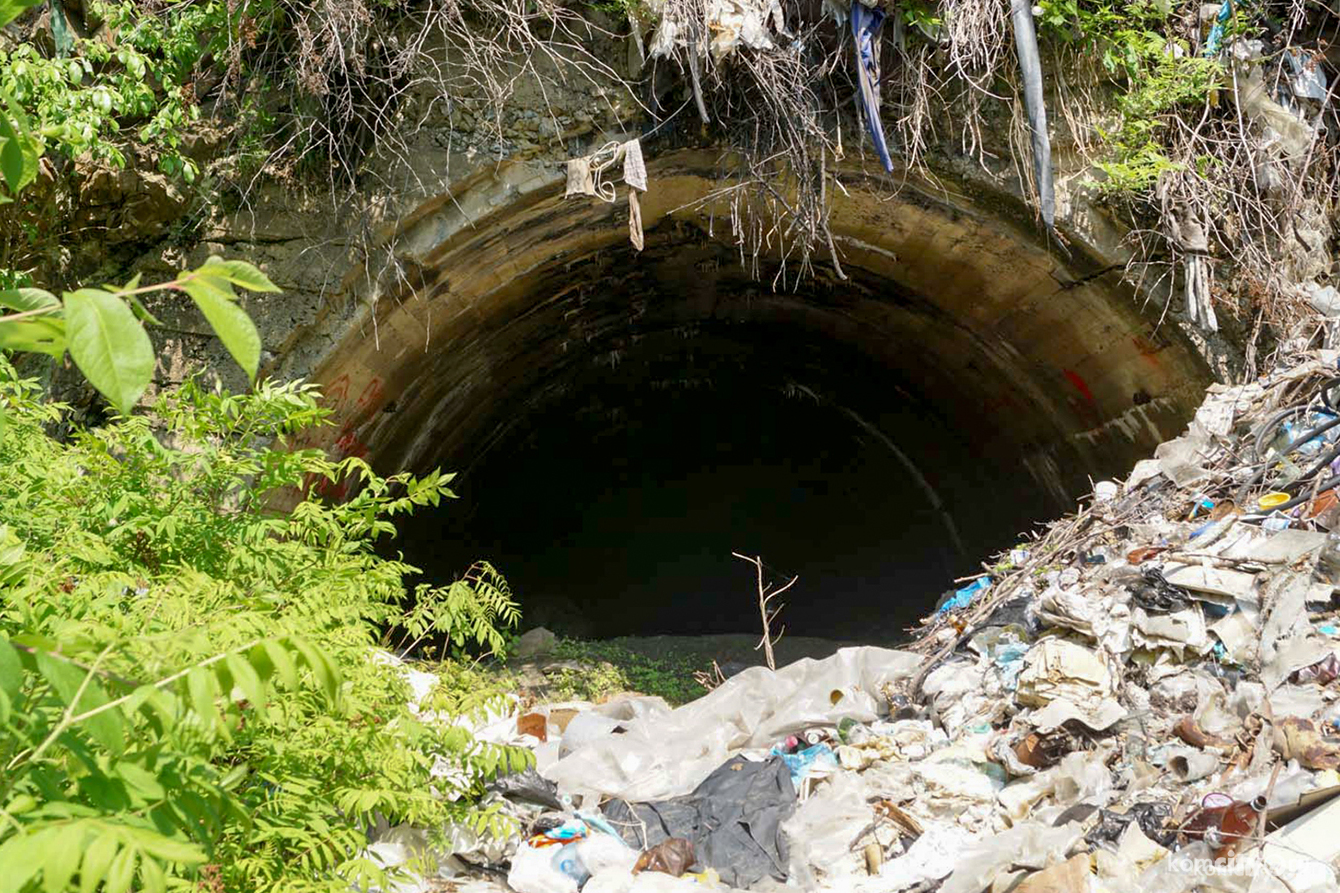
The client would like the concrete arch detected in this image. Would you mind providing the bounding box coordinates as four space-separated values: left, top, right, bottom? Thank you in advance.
305 149 1208 500
288 149 1214 635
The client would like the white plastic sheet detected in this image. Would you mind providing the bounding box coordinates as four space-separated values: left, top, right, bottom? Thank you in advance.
507 842 578 893
542 646 921 801
782 773 877 888
999 751 1114 822
863 822 975 891
939 820 1085 893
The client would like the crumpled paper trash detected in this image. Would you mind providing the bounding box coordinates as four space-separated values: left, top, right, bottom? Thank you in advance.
645 0 788 59
1016 638 1118 710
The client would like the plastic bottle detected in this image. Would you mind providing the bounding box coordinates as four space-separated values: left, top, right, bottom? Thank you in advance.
1193 796 1265 860
551 841 591 888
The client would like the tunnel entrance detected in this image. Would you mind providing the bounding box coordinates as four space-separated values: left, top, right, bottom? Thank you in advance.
391 256 1051 639
312 151 1214 641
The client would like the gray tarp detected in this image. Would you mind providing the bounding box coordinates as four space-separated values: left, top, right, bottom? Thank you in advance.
602 755 796 889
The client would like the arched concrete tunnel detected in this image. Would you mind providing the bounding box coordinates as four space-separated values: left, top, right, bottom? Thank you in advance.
304 150 1213 641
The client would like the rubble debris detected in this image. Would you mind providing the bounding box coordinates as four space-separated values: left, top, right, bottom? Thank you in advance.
541 646 919 802
487 767 565 809
518 712 548 741
1173 714 1233 749
939 820 1084 893
1275 717 1340 769
1181 794 1265 859
1013 853 1092 893
1015 638 1119 713
375 351 1340 893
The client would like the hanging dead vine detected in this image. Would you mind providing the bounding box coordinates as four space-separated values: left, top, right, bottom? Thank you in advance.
7 0 1339 339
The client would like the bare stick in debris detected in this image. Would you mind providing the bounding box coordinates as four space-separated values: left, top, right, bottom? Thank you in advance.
732 553 795 671
1253 760 1283 853
693 660 728 692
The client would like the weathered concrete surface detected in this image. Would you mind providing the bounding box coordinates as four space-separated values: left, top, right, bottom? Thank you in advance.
67 31 1230 514
269 149 1211 504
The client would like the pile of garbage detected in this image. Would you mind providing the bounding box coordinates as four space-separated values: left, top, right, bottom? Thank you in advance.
376 351 1340 892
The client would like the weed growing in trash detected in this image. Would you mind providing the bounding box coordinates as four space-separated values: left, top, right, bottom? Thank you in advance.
548 639 710 706
417 658 525 718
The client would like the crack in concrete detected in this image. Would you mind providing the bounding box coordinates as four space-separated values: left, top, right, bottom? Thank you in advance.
1051 262 1123 290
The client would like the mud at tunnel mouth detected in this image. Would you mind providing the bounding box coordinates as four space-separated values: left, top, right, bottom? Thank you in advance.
313 152 1215 640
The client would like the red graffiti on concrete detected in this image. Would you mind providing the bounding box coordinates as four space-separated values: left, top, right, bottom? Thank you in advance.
355 378 384 411
1131 334 1166 370
290 374 385 501
1063 368 1103 428
1063 369 1095 404
325 374 352 412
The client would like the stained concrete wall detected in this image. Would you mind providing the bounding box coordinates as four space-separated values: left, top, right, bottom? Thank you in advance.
101 34 1224 509
230 149 1210 507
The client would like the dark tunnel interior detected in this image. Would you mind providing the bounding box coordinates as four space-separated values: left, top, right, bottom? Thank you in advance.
392 374 1048 642
385 266 1066 641
360 212 1202 644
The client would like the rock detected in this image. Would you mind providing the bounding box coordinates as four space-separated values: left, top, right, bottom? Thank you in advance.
516 626 557 659
75 164 188 245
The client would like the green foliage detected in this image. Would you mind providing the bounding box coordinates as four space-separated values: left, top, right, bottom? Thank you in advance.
1091 40 1221 193
0 0 234 179
896 0 944 32
0 86 40 202
0 0 42 28
62 288 157 414
546 639 709 706
0 257 275 414
0 0 394 187
0 367 525 891
416 660 523 718
1091 138 1185 193
1029 0 1223 195
399 561 520 659
1 13 266 415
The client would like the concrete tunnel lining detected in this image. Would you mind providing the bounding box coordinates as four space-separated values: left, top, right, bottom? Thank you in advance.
301 150 1213 639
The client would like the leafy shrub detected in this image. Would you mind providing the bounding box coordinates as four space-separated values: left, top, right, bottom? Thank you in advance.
547 639 709 706
0 258 277 415
0 0 250 181
1029 0 1224 195
1091 29 1222 193
0 364 525 892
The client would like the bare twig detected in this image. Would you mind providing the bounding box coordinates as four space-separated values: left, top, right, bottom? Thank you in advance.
693 659 728 692
731 552 794 671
